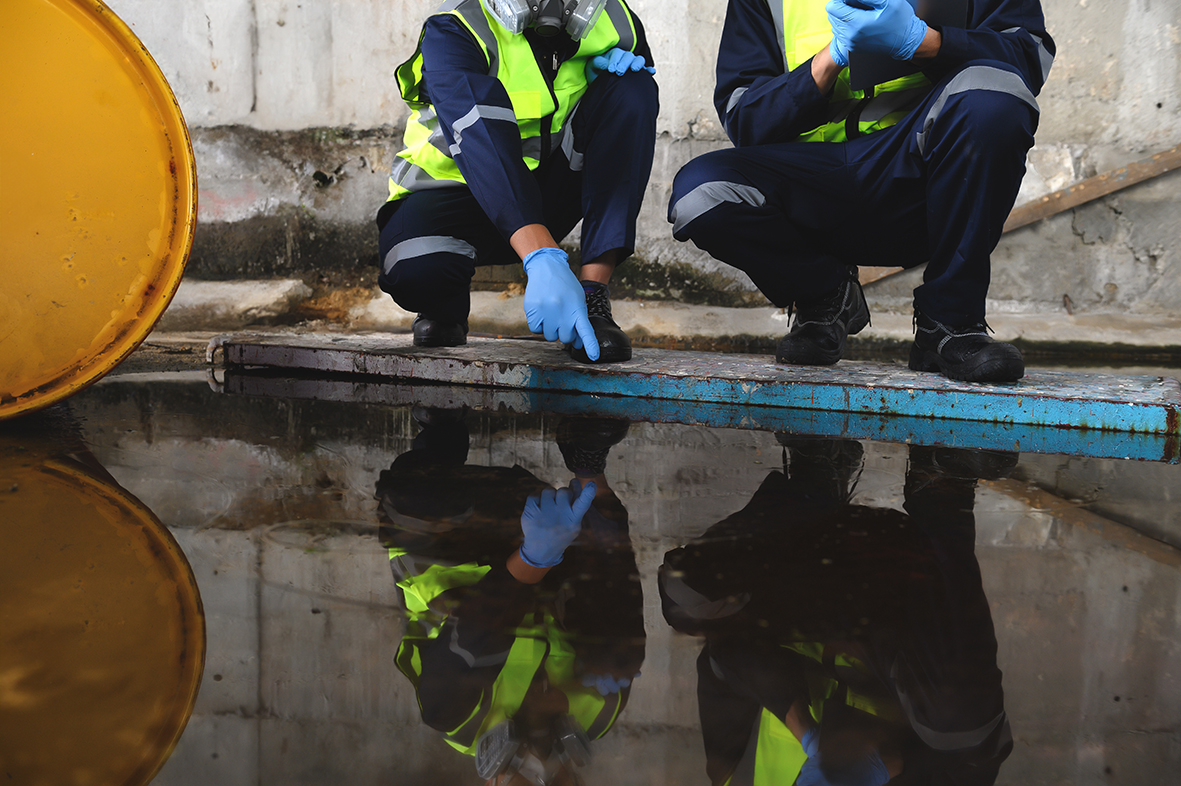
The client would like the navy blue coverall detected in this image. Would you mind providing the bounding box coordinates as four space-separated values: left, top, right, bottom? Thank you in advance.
377 15 659 326
668 0 1055 326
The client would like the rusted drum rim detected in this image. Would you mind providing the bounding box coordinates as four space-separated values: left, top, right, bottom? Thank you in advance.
0 438 206 785
0 0 197 420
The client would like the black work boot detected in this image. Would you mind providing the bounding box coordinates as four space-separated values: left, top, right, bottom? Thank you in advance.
568 281 632 364
775 269 870 366
909 311 1024 383
412 315 467 347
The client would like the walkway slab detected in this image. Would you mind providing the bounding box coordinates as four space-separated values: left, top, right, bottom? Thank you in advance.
217 371 1179 463
213 333 1181 437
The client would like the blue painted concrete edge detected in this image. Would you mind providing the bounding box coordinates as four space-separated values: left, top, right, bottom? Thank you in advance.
220 334 1181 437
222 370 1180 464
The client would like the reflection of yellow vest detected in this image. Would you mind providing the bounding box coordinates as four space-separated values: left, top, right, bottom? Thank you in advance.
389 0 639 202
390 549 624 754
770 0 932 142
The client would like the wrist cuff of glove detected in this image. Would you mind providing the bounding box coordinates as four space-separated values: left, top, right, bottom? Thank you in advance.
522 246 569 272
519 546 563 569
898 18 928 60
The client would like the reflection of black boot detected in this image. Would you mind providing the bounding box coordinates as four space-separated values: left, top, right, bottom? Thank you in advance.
904 445 1019 527
906 444 1019 484
557 417 630 477
775 434 864 504
409 405 469 466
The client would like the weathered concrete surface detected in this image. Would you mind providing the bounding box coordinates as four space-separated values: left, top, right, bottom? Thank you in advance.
158 279 313 331
103 0 1181 327
211 332 1181 435
62 377 1181 785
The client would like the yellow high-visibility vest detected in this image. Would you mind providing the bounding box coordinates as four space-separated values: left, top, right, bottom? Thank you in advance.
771 0 932 142
388 0 640 202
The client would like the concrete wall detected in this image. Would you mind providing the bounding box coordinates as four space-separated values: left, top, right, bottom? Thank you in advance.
106 0 1181 314
66 375 1181 785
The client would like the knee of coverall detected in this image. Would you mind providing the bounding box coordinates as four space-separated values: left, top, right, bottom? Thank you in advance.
378 245 475 322
577 66 660 137
917 60 1040 164
667 148 765 243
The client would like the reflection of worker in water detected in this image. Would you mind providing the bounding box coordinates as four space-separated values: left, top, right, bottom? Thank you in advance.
660 437 1016 785
376 408 642 784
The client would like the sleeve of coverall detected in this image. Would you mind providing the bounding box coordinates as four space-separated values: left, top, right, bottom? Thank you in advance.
419 15 547 245
924 0 1056 95
628 6 656 69
714 0 836 148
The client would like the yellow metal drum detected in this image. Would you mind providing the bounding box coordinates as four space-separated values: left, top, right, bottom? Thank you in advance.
0 0 197 420
0 435 206 786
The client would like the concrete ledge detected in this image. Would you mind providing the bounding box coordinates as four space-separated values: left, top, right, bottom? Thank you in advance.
213 332 1181 436
159 279 313 331
349 289 1181 358
217 371 1180 463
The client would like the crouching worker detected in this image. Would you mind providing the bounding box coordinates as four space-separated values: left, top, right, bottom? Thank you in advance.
668 0 1054 382
378 0 659 363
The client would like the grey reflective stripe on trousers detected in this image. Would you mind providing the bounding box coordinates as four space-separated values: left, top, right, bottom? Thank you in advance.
669 181 767 234
915 66 1039 155
1002 27 1055 83
449 0 500 73
382 235 476 275
605 0 635 51
449 103 518 156
761 0 789 71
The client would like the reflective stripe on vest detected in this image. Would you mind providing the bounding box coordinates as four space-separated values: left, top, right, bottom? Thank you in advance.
389 548 622 754
736 0 933 142
388 546 492 614
388 0 637 202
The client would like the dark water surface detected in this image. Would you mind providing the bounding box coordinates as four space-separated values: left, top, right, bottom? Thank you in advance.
2 368 1179 786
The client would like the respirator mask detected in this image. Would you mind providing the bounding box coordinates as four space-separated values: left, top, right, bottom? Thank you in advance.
480 0 609 39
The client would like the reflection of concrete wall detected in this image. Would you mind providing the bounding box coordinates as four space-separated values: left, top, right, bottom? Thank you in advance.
103 0 1181 314
71 379 1181 783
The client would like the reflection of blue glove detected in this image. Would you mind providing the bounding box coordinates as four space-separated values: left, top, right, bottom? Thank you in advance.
586 47 655 83
826 0 927 62
519 479 597 567
522 247 600 360
581 671 640 696
796 726 891 786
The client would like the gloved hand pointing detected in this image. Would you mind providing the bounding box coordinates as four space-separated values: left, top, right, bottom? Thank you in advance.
519 479 598 567
826 0 927 63
586 47 655 83
522 247 600 360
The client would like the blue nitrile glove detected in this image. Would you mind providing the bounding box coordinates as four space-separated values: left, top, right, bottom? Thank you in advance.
519 479 597 567
522 247 600 360
580 671 640 696
826 0 927 62
586 47 655 83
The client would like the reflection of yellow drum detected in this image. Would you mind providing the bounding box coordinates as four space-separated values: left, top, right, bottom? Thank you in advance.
0 438 205 786
0 0 197 420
